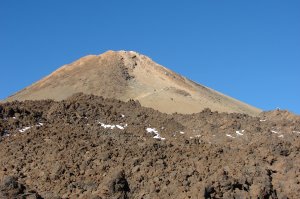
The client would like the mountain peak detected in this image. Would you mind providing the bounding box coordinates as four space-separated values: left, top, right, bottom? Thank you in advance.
5 51 261 116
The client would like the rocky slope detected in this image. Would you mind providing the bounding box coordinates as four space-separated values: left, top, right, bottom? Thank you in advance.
0 94 299 198
5 50 260 116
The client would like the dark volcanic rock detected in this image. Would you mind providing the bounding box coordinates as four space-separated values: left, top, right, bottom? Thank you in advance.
0 176 42 199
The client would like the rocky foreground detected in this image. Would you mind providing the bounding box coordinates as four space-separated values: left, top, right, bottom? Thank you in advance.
0 94 299 198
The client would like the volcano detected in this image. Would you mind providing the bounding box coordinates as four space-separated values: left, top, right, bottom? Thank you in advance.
1 51 299 198
6 50 260 115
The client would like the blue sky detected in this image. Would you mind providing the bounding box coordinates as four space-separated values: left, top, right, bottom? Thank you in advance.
1 1 299 114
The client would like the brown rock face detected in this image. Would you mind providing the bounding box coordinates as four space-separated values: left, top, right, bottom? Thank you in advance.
0 94 299 198
5 50 260 116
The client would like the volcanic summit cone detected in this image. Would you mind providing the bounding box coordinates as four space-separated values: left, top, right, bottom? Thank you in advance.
6 50 260 115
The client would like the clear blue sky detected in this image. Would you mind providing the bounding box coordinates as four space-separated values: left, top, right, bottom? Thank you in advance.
1 1 299 114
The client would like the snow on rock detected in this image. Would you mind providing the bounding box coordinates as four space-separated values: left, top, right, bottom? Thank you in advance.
235 130 244 136
146 128 165 140
226 134 235 139
146 128 158 133
100 123 115 129
37 123 44 127
270 130 284 138
18 123 45 133
99 122 127 130
116 125 124 130
153 134 166 140
19 127 31 133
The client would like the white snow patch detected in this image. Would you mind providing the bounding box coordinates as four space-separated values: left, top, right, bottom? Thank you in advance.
236 130 244 136
278 135 284 138
18 123 44 133
36 123 44 127
99 122 127 130
19 126 31 133
271 130 279 134
13 117 16 119
153 134 166 140
116 125 124 130
292 131 300 134
226 134 235 139
100 123 115 129
146 128 165 140
121 114 125 118
146 128 158 133
179 131 185 135
260 119 267 122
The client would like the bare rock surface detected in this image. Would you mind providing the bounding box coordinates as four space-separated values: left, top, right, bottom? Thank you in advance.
0 93 299 198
